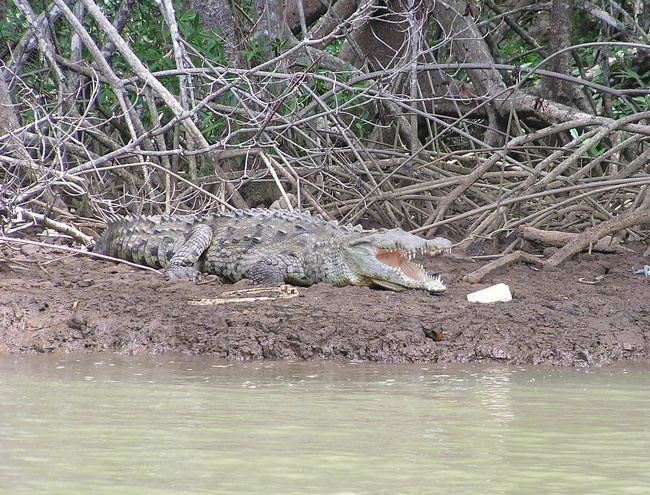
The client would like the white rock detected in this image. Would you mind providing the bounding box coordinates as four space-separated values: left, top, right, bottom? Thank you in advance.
467 283 512 303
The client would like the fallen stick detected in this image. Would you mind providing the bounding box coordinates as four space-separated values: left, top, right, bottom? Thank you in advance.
463 250 544 284
520 226 626 253
0 237 161 275
546 199 650 267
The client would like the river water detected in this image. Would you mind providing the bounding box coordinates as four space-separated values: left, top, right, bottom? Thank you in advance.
1 355 649 495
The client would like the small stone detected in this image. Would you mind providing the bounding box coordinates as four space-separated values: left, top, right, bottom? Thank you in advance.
20 244 40 256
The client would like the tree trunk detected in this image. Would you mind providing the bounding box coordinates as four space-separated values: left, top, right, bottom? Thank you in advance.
431 0 511 145
541 0 589 111
186 0 242 66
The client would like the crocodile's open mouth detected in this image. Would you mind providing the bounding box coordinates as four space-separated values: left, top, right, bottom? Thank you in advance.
372 249 447 293
345 231 451 292
375 250 427 281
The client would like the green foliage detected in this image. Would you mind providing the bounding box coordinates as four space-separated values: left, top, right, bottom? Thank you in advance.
632 95 650 111
610 58 650 91
578 47 650 117
0 6 25 48
198 162 213 177
243 36 283 65
178 10 226 65
569 128 606 158
117 2 175 73
324 39 343 56
200 111 228 142
500 39 543 69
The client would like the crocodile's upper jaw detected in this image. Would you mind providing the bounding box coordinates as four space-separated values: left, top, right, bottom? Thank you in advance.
341 230 452 293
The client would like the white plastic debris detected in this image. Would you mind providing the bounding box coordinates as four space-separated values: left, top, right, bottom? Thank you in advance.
467 283 512 303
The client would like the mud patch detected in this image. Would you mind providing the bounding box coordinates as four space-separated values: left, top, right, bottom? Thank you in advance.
1 242 649 366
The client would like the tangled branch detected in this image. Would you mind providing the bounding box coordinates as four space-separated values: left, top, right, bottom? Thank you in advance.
1 0 649 264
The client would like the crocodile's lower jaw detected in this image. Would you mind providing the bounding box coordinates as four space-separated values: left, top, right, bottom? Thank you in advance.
371 276 447 293
371 280 409 291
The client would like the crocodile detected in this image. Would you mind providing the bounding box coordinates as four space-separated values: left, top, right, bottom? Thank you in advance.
94 208 452 292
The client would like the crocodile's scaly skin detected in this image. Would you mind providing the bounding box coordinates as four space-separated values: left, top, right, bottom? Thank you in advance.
94 209 452 292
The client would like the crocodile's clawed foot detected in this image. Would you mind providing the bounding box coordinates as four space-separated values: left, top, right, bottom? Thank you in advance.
163 266 202 282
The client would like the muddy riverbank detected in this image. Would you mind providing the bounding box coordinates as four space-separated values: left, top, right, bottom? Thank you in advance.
1 240 648 366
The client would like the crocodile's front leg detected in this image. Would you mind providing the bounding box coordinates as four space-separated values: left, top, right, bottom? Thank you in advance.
246 254 306 286
164 224 213 281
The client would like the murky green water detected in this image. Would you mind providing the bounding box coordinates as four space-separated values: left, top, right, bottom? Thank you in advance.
1 356 649 495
